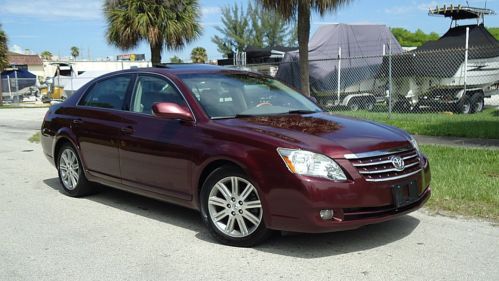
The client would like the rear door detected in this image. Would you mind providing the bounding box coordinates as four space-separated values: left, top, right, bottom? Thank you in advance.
72 74 134 182
119 74 196 200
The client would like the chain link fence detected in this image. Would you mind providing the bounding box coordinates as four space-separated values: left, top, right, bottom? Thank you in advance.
235 45 499 117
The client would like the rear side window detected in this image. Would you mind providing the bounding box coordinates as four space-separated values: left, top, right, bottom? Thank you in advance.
79 75 132 110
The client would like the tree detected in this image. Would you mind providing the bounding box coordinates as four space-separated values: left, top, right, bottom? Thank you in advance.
390 27 439 47
248 1 291 48
211 4 250 56
191 47 207 63
104 0 202 65
170 55 183 63
40 51 53 60
212 1 295 57
70 46 79 60
258 0 352 96
0 24 8 106
488 27 499 40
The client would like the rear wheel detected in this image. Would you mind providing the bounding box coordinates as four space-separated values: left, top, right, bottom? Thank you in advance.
362 100 375 111
347 99 360 111
470 92 484 113
456 95 472 114
200 165 272 247
57 144 95 197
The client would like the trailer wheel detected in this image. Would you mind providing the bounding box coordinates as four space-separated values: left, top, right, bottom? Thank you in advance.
470 92 484 113
393 99 411 113
347 99 360 111
362 98 376 111
456 95 472 114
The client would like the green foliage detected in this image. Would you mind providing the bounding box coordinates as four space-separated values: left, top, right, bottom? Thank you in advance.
212 1 296 57
40 51 53 60
104 0 202 64
0 24 8 71
390 27 440 47
190 47 207 63
170 55 183 63
487 27 499 40
70 46 79 59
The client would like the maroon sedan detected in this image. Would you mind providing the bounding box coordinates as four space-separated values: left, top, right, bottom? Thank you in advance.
41 65 431 246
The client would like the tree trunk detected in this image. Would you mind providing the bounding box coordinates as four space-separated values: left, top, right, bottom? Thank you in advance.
297 2 311 97
150 44 162 66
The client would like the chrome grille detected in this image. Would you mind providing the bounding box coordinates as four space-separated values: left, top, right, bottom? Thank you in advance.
346 147 422 182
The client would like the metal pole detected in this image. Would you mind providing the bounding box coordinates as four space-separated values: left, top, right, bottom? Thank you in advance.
388 39 393 119
463 27 469 95
14 70 19 103
337 47 341 104
7 75 12 98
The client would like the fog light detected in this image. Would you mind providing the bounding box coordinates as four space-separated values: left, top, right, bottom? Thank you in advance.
320 209 334 220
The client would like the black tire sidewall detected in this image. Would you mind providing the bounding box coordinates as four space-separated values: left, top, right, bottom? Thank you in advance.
200 165 272 247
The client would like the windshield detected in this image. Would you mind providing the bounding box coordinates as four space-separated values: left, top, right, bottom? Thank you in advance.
178 73 322 118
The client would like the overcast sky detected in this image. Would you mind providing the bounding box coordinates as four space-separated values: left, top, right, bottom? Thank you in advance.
1 0 498 61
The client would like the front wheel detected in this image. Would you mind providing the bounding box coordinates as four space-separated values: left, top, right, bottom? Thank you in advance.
200 165 272 247
456 96 472 114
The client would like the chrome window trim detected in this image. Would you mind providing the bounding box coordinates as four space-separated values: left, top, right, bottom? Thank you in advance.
76 72 134 109
75 71 197 123
364 169 422 182
127 72 197 123
344 146 413 160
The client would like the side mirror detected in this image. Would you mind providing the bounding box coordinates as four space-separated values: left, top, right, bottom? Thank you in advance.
152 102 193 121
309 96 318 104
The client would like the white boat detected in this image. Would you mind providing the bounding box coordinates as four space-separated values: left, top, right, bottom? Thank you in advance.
389 5 499 114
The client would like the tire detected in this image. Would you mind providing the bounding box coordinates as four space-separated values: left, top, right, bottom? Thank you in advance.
200 165 272 247
362 100 375 111
347 99 360 111
393 99 411 113
470 92 484 113
57 143 95 197
456 95 472 114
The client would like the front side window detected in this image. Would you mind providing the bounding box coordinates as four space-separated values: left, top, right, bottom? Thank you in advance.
131 75 186 115
79 75 132 110
178 73 321 118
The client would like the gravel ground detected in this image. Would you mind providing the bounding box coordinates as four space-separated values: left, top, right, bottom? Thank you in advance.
0 108 498 281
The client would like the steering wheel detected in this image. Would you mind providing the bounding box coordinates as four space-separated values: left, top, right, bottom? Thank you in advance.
256 102 272 107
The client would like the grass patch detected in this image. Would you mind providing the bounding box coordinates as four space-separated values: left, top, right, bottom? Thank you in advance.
421 144 499 220
28 132 41 143
0 104 50 109
335 107 499 139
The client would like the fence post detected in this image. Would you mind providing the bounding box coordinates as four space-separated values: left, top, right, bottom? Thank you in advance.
7 75 11 100
463 27 469 95
14 71 20 104
337 47 341 104
388 39 393 119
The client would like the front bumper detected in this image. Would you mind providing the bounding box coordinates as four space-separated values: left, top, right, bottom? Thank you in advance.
263 155 431 233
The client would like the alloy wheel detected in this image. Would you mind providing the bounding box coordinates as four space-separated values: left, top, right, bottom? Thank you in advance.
207 176 263 238
59 148 80 190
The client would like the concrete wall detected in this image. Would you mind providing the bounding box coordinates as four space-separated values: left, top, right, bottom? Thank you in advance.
43 60 152 77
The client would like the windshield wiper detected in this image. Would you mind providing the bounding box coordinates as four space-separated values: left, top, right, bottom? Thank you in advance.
286 109 320 114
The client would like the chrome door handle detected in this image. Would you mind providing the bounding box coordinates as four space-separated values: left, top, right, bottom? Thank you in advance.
72 119 83 124
121 126 134 135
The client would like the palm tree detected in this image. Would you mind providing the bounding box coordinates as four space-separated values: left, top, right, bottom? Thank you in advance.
257 0 352 96
170 55 183 63
40 50 53 61
104 0 202 65
70 46 79 60
190 47 207 63
0 24 8 106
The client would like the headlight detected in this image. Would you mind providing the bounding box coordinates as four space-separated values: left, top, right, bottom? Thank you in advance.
409 135 420 153
277 148 347 181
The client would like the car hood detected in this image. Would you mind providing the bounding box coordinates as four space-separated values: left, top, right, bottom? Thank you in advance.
214 112 411 158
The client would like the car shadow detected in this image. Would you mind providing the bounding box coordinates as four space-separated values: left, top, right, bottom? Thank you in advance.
43 177 420 258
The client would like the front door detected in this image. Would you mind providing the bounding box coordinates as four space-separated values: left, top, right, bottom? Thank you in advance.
119 74 195 200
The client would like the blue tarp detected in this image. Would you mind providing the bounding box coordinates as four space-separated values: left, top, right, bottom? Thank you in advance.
1 69 37 92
